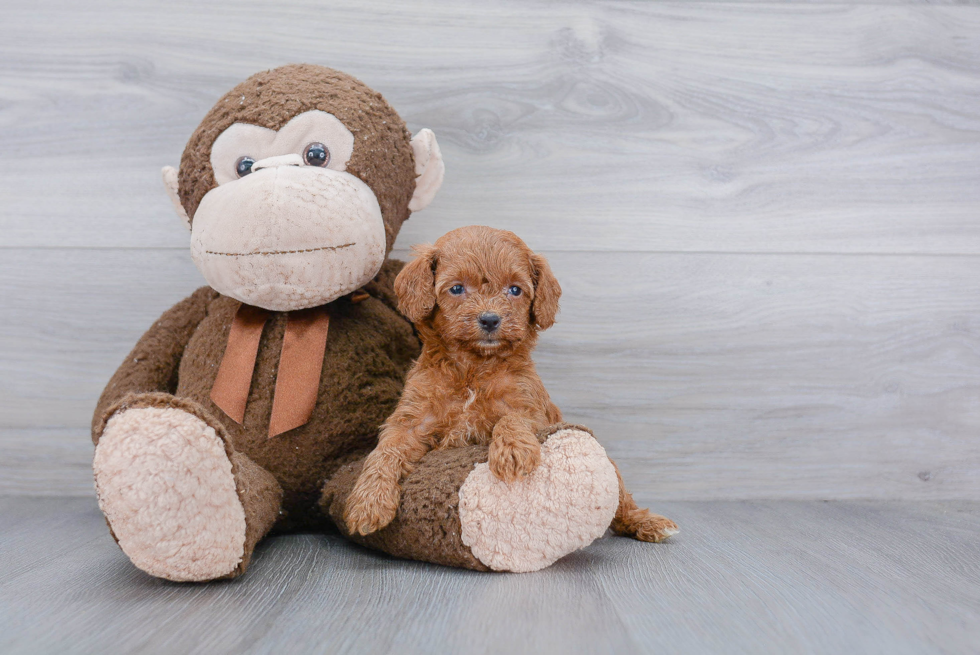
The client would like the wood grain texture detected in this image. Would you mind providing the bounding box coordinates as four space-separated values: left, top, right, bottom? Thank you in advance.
0 1 979 252
1 497 977 654
2 0 979 499
2 248 978 499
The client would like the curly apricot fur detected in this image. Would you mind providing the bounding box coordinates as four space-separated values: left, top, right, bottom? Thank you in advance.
345 226 677 542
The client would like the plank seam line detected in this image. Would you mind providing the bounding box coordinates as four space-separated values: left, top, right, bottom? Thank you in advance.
5 247 980 258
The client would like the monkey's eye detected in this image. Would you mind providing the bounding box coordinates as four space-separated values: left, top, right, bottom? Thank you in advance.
449 284 465 296
303 142 330 167
235 156 255 178
507 285 523 297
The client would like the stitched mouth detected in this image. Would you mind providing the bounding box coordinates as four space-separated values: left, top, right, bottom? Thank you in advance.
205 243 355 257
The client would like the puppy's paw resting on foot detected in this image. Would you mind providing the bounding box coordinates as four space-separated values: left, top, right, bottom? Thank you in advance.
488 431 542 483
93 406 247 582
613 509 679 543
458 427 619 572
344 471 401 536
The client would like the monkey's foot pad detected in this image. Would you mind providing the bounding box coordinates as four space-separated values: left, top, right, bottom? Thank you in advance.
458 428 620 572
93 407 246 581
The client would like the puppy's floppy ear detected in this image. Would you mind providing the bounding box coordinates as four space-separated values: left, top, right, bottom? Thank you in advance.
395 244 439 324
530 252 561 330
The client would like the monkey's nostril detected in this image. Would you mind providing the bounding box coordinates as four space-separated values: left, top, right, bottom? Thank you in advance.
478 312 501 333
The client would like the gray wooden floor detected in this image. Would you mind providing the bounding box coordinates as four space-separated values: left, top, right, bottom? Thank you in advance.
2 496 978 655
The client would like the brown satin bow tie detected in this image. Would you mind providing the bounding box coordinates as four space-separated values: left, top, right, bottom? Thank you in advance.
210 291 369 438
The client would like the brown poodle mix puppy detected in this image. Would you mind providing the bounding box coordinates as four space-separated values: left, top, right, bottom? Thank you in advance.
344 225 677 543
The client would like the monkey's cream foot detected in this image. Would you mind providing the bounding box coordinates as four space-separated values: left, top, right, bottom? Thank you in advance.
94 405 278 581
458 426 619 573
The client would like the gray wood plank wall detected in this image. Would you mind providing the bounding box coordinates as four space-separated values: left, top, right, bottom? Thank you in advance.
2 0 978 499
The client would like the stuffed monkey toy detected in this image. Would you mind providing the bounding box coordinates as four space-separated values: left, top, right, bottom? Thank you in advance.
91 64 640 581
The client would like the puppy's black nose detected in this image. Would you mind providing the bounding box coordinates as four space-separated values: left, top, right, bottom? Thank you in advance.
478 312 501 333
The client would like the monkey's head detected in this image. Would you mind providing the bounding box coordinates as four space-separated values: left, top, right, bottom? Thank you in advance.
163 64 444 311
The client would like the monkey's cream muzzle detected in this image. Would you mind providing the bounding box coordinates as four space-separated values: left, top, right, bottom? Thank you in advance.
189 161 386 312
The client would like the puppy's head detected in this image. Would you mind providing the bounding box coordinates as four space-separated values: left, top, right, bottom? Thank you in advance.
395 225 561 356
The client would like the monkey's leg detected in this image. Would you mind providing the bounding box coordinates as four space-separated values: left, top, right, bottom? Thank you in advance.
319 424 619 572
93 393 282 581
609 461 679 542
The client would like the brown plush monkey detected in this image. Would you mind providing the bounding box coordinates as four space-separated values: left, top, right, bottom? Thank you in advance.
91 65 649 581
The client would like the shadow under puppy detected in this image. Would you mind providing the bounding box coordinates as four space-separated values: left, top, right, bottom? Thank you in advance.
345 225 677 550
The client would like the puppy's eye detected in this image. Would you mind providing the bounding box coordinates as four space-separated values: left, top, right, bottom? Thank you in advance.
508 285 522 297
449 284 465 296
236 156 255 178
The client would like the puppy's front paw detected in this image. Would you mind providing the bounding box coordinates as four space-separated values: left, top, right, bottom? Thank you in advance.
615 508 679 543
344 479 400 536
488 434 542 483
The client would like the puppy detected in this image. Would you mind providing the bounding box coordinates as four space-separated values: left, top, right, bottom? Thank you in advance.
344 225 677 544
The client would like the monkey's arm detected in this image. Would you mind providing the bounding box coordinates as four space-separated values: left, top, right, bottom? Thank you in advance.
91 286 218 444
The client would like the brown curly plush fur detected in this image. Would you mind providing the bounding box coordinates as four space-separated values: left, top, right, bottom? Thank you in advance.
93 260 420 532
177 64 416 254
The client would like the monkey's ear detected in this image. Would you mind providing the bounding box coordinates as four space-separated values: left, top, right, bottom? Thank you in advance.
395 244 439 324
408 129 444 212
530 253 561 330
162 166 191 231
